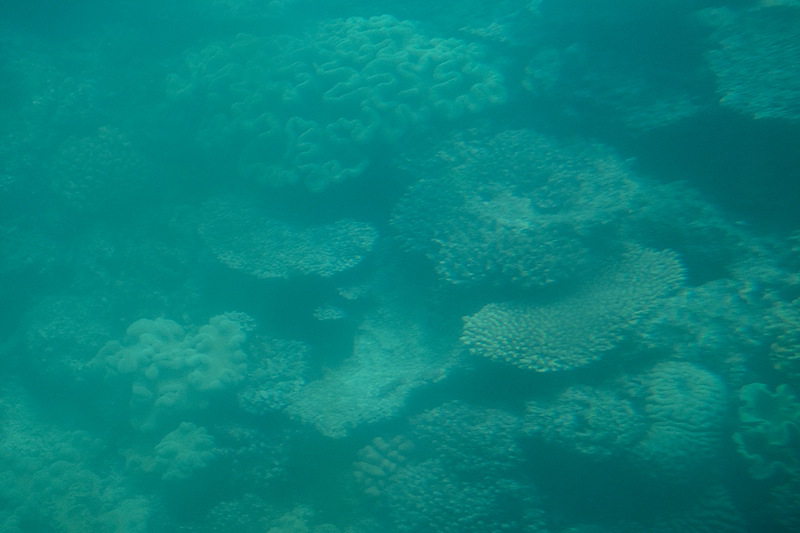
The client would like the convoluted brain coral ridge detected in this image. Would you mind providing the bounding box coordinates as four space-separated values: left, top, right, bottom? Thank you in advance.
168 15 506 191
98 313 250 431
461 246 685 371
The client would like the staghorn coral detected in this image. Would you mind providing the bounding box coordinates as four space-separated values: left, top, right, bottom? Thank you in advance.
199 197 378 279
392 129 643 288
707 5 800 121
237 338 309 415
96 313 251 431
461 246 685 371
631 362 728 483
168 15 505 191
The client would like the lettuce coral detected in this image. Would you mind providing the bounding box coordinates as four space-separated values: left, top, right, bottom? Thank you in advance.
168 15 506 191
734 382 800 480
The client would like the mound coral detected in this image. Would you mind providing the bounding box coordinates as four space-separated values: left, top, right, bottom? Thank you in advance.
96 313 251 431
199 197 378 279
461 246 685 371
391 129 643 288
168 15 506 191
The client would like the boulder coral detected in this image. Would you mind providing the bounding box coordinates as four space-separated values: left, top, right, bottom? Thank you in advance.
461 246 685 371
96 313 251 431
167 15 506 191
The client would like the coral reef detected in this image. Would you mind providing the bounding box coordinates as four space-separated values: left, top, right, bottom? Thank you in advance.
392 129 643 288
199 197 378 279
707 5 800 121
168 15 505 191
461 246 685 371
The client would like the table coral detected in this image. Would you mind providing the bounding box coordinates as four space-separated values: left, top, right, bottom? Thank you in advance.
461 246 685 371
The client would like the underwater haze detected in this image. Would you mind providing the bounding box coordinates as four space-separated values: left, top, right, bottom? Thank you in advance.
2 0 800 532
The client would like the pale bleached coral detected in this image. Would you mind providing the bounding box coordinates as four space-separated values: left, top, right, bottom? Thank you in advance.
461 246 685 371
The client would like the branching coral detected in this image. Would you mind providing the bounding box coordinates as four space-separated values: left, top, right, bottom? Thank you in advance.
461 246 685 371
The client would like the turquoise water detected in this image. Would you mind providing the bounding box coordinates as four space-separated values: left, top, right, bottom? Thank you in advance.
1 1 799 532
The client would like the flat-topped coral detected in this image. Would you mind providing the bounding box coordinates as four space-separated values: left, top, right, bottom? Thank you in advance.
168 15 506 191
461 246 685 371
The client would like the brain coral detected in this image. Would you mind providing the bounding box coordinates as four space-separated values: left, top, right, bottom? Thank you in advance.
632 361 728 483
168 15 506 191
461 246 685 371
97 313 251 431
391 129 643 288
198 197 378 279
707 5 800 121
